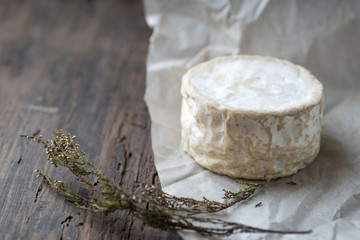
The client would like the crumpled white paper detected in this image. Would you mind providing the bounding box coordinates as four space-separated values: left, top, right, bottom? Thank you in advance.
143 0 360 239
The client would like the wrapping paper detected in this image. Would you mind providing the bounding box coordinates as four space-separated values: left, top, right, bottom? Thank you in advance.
143 0 360 239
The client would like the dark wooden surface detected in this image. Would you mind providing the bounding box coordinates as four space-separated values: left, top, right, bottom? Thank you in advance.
0 0 181 239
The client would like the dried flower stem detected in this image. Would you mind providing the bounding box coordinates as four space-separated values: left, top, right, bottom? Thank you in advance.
21 129 311 236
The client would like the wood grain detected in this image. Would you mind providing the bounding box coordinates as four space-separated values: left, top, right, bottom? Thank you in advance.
0 0 181 239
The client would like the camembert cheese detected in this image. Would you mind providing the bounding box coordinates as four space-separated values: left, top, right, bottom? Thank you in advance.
181 55 324 179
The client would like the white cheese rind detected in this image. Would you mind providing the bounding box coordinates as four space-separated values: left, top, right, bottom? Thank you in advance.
181 55 324 180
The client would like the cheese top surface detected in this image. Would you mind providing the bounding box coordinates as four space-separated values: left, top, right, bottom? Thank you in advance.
185 56 322 112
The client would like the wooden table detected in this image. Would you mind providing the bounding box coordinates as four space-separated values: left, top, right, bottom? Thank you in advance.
0 0 181 239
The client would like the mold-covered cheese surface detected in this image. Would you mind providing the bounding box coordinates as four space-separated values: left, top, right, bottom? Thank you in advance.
181 55 324 180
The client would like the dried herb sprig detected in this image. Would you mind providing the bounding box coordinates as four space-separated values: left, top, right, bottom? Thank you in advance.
21 129 311 236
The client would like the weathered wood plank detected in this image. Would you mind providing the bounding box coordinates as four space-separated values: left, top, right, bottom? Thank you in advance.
0 0 181 239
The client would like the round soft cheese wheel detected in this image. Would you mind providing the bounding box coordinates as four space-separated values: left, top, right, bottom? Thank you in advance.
180 55 324 180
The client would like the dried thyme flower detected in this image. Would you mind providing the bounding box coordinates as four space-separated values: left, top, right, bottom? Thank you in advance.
21 129 311 236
